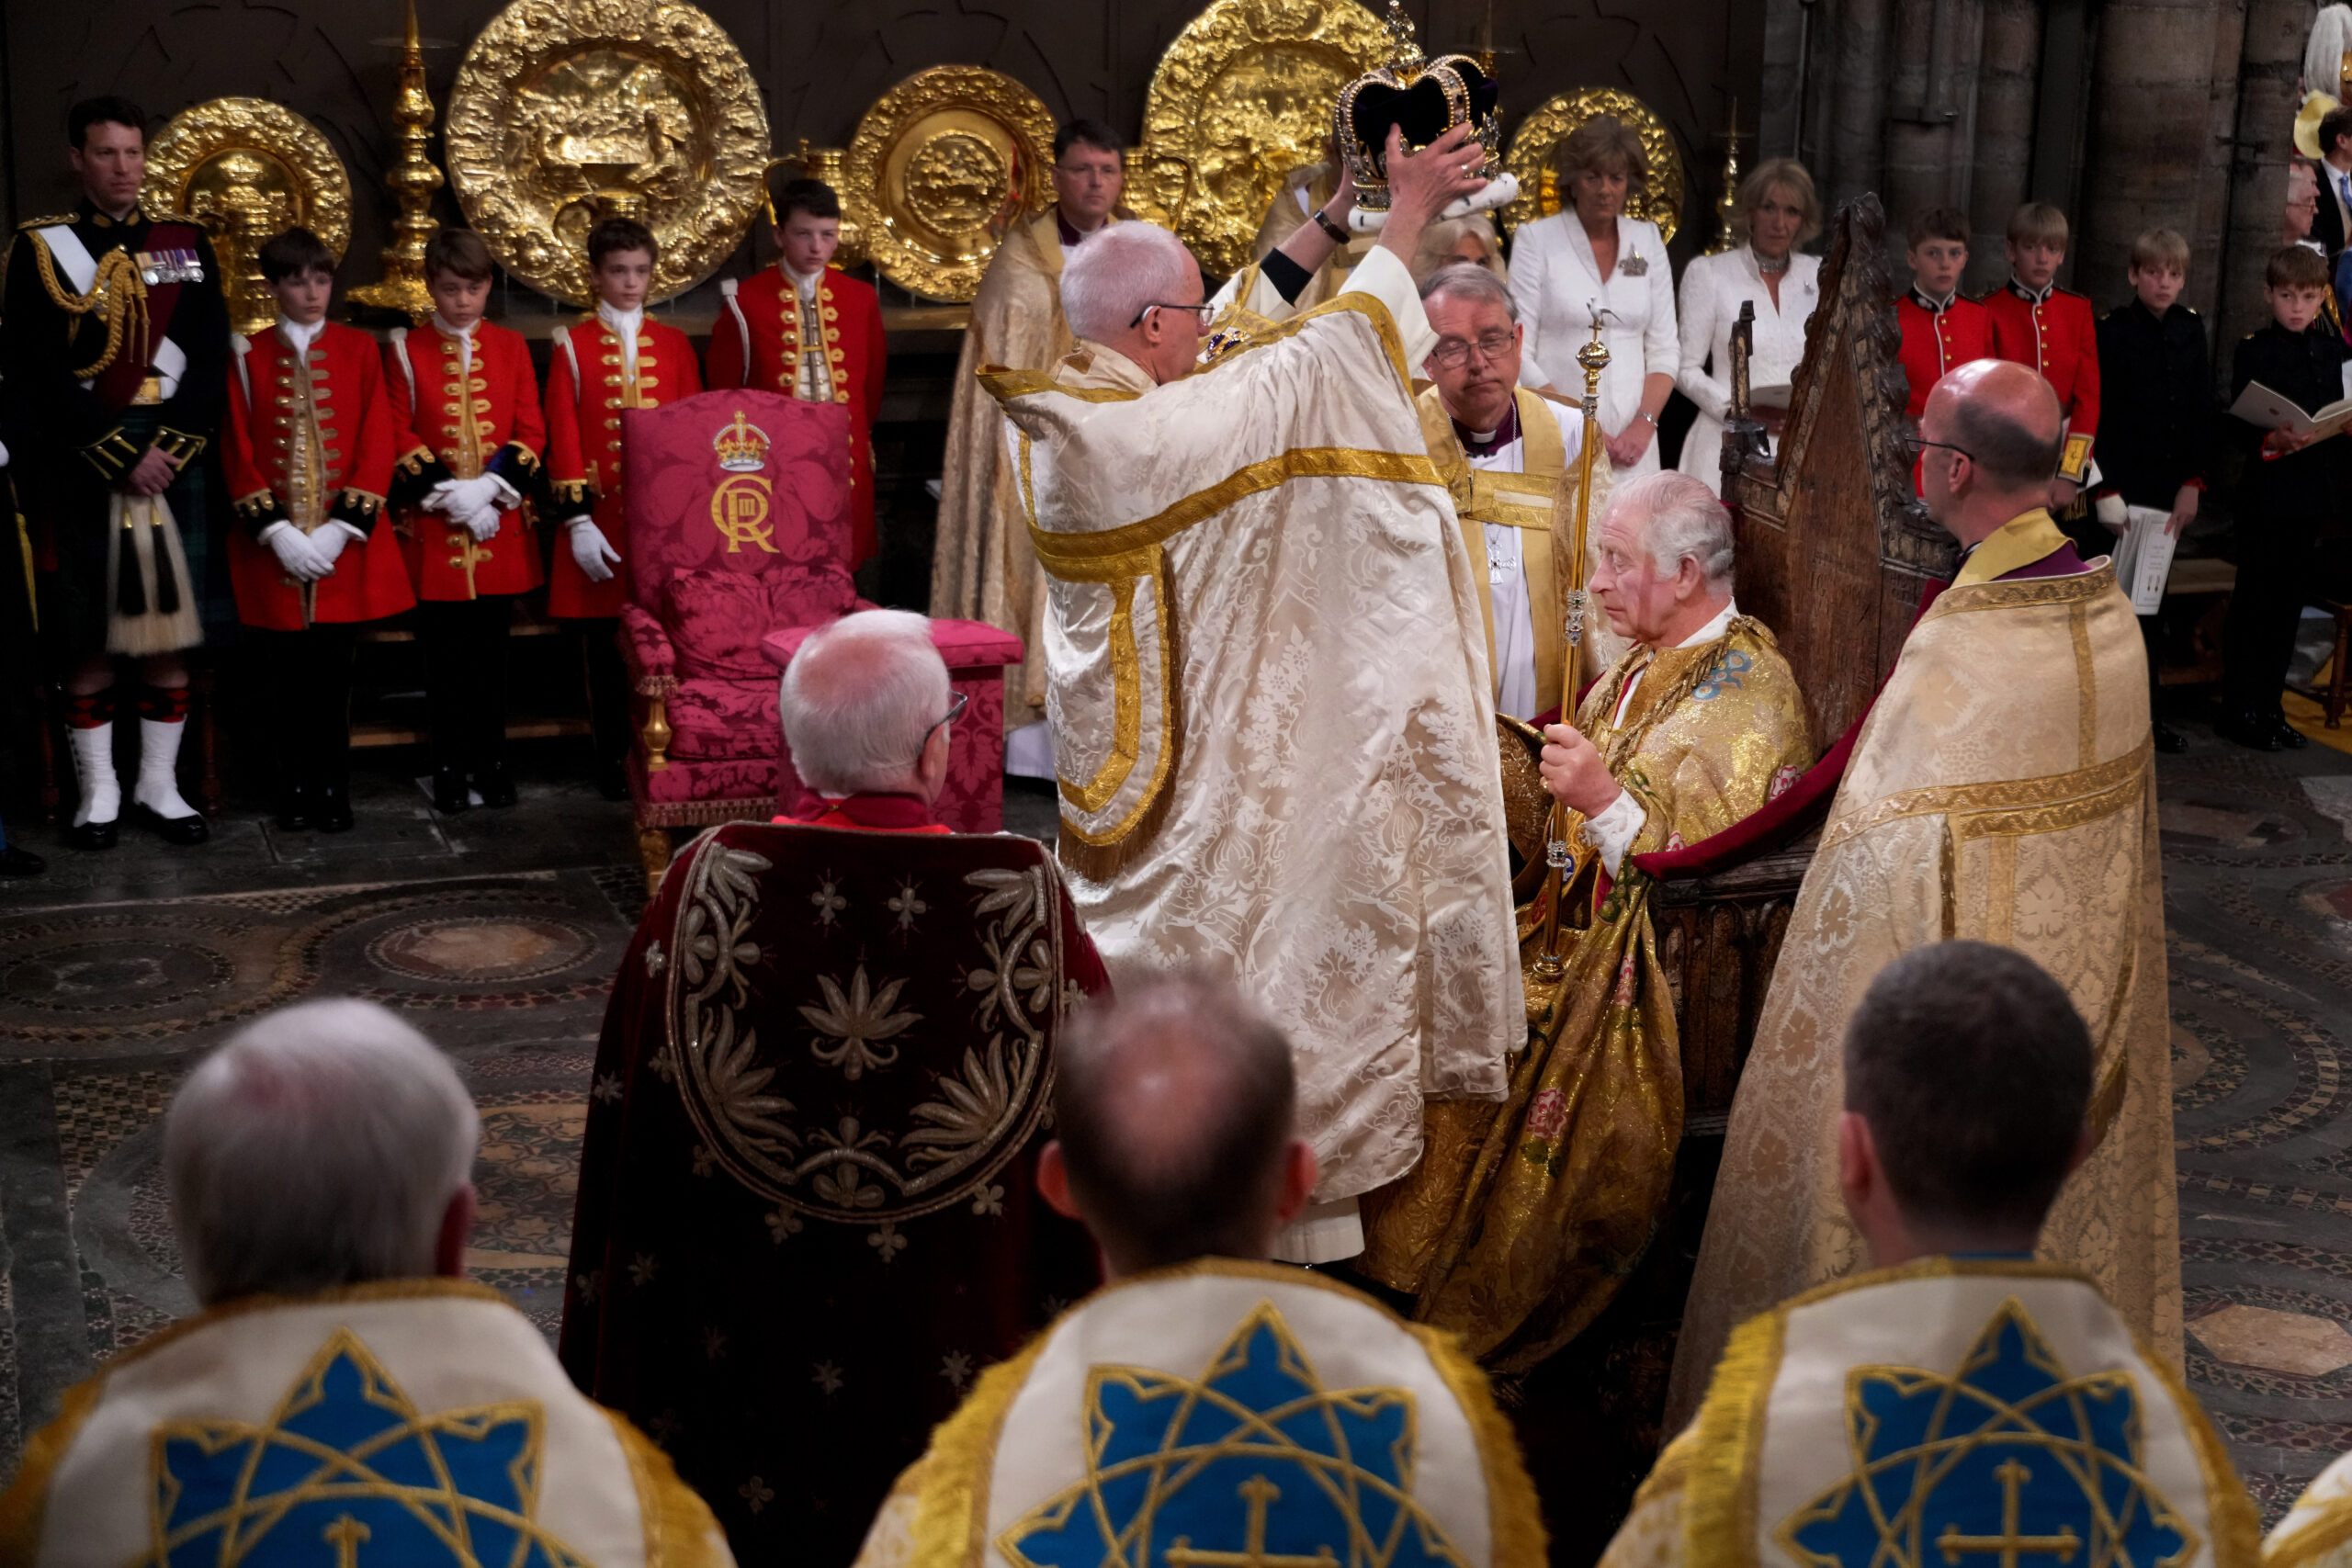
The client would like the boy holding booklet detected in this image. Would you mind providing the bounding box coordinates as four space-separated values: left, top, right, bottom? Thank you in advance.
2092 227 2209 754
2221 244 2352 750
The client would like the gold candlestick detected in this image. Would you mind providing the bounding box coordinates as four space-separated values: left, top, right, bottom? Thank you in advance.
348 0 446 318
1707 96 1743 255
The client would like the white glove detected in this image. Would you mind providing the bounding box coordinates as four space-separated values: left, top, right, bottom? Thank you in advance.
259 520 329 582
311 521 362 572
567 517 622 582
426 474 503 518
460 503 502 542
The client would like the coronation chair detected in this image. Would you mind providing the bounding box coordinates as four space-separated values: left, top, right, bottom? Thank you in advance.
616 390 1022 890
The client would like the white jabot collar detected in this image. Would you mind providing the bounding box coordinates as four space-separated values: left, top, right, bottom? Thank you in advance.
1677 597 1739 649
784 263 823 301
277 316 326 355
431 312 477 342
597 301 645 374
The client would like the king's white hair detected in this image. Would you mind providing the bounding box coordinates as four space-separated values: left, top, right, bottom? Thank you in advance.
1061 223 1197 344
165 999 480 1305
779 608 951 795
1610 469 1736 592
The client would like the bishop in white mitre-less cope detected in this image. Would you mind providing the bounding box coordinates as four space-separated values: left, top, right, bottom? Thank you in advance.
982 234 1520 1264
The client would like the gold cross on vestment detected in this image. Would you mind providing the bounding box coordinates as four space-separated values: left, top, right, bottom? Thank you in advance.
1165 1475 1340 1568
1935 1459 2082 1568
323 1513 372 1568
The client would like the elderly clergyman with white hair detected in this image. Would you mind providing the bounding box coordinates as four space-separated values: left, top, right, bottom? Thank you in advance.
776 606 966 834
977 123 1522 1267
0 998 733 1562
1360 469 1814 1373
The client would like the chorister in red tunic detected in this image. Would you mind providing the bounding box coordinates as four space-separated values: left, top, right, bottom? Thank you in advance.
1986 278 2101 482
1895 286 1994 421
223 322 415 631
708 265 888 565
544 313 703 618
384 319 548 600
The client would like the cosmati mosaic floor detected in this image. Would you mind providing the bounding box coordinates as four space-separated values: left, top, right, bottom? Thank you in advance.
6 749 2352 1525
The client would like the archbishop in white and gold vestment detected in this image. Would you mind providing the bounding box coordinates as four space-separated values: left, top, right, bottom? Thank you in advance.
934 207 1109 731
851 1260 1546 1568
1669 514 2179 1422
0 1279 731 1564
981 245 1521 1257
1600 1260 2257 1568
2266 1446 2352 1568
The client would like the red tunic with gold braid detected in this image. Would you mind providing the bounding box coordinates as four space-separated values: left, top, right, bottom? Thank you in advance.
222 322 416 631
544 314 703 618
707 265 888 564
1985 278 2101 482
1895 288 1993 421
384 319 548 601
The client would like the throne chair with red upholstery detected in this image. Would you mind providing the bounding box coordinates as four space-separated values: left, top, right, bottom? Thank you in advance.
617 391 1023 889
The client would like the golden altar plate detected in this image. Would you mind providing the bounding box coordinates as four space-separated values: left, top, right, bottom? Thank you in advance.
442 0 769 307
1499 86 1684 244
1135 0 1388 279
842 66 1057 304
142 98 352 338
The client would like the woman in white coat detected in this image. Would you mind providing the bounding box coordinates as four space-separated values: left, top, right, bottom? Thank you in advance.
1508 115 1679 477
1675 158 1823 495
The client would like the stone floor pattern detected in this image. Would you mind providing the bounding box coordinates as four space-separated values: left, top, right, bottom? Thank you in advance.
1 745 2349 1523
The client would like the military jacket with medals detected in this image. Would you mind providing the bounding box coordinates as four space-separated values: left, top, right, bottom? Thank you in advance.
0 202 230 651
0 200 228 487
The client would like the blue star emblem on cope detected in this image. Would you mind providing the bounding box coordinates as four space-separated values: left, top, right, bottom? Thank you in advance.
144 1328 589 1566
1001 1301 1466 1568
1775 1297 2197 1568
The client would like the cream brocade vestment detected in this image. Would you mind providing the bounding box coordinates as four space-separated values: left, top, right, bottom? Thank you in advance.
933 208 1092 729
980 246 1521 1210
1600 1261 2255 1568
1668 544 2180 1426
2267 1446 2352 1568
849 1261 1548 1568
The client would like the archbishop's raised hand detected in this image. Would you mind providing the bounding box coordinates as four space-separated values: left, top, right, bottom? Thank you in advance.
1540 721 1623 818
1376 124 1488 263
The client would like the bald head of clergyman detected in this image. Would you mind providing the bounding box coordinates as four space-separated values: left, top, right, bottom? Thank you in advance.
1038 975 1318 1277
1916 358 2064 550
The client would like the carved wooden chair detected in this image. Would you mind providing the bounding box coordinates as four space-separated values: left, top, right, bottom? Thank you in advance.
616 390 1022 891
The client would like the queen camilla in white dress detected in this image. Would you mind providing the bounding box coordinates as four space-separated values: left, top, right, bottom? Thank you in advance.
1673 159 1825 495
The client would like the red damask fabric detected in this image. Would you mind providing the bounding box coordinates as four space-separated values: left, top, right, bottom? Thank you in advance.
561 822 1108 1563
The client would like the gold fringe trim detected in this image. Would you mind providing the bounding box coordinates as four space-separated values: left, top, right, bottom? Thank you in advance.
906 1337 1050 1568
1679 1307 1787 1568
2136 1331 2262 1568
1415 1322 1551 1568
606 1409 732 1568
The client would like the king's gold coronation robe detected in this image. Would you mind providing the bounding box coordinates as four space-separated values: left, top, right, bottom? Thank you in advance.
1668 517 2178 1423
981 245 1521 1219
1600 1260 2255 1568
1363 614 1812 1370
933 207 1096 729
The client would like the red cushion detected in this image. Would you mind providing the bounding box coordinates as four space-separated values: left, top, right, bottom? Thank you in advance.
666 566 857 681
760 617 1024 672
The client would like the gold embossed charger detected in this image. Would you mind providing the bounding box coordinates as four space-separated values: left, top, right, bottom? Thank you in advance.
443 0 768 306
842 65 1057 303
1134 0 1389 278
142 98 351 337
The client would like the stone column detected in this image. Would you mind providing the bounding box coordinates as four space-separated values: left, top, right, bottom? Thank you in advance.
1963 0 2043 292
1883 0 1989 249
2219 0 2306 353
2076 1 2245 314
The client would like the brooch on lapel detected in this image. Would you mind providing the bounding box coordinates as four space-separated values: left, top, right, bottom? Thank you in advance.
1620 254 1648 276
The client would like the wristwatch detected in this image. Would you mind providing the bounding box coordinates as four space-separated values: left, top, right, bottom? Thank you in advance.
1311 209 1349 244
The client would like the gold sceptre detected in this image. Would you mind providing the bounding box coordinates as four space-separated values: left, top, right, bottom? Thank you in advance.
1707 97 1743 255
347 0 445 319
1532 313 1612 979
